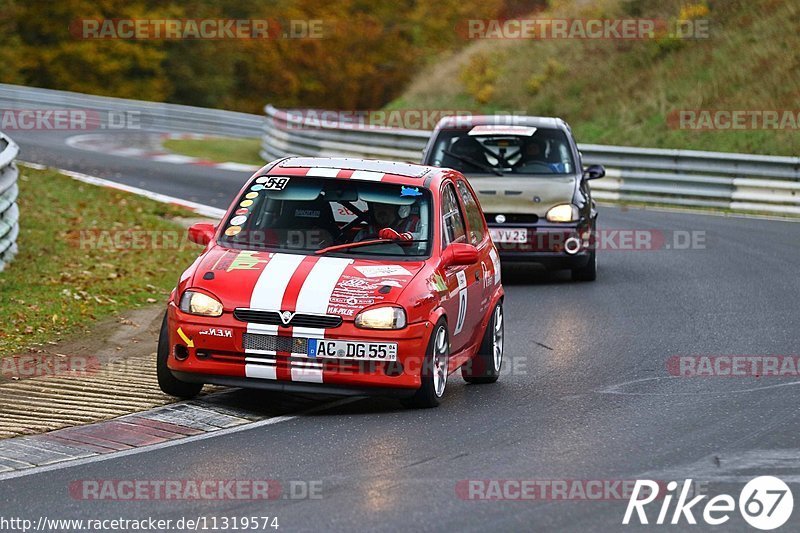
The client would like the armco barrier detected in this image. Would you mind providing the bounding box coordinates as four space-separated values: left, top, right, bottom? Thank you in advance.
0 132 19 271
0 83 263 137
262 105 800 216
1 86 796 216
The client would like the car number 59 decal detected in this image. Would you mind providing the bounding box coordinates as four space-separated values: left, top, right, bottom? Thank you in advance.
255 176 291 190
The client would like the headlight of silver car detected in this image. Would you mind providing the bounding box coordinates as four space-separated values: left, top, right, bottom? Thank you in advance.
354 306 407 330
179 290 223 317
546 204 579 223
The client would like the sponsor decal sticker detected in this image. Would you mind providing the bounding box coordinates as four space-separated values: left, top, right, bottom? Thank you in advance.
338 276 381 290
489 248 501 285
469 125 537 136
239 200 254 208
229 215 248 226
327 306 355 316
198 328 233 338
400 186 422 197
354 265 413 278
213 250 269 271
224 226 242 236
431 272 448 293
176 327 194 348
454 270 468 335
227 250 268 271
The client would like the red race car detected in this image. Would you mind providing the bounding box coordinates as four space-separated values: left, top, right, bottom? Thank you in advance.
158 157 504 407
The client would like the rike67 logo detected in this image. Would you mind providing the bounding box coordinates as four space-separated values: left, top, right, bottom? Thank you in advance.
623 476 793 530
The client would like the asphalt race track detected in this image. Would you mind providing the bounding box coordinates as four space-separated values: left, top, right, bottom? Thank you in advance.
2 128 799 531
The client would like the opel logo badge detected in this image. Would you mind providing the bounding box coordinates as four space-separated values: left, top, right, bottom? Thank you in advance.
495 214 506 224
279 311 295 325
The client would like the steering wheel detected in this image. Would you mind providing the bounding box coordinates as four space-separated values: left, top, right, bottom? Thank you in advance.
514 161 553 173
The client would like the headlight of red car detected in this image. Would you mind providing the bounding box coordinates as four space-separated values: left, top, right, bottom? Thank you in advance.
179 290 223 317
354 306 406 330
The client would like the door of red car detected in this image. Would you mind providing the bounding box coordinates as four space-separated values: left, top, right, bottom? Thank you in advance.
454 179 495 342
440 181 483 353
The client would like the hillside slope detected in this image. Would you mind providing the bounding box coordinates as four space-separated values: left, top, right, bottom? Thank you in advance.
391 0 800 155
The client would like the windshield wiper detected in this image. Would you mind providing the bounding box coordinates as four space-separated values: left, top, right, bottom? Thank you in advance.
443 149 503 176
315 238 426 256
315 238 393 255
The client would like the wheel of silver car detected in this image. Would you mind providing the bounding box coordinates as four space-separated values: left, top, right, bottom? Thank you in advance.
432 325 449 398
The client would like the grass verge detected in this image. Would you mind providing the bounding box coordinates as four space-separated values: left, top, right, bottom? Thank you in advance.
162 137 263 166
0 167 200 357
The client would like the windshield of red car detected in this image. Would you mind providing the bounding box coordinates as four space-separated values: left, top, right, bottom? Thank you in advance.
218 176 432 258
430 127 575 176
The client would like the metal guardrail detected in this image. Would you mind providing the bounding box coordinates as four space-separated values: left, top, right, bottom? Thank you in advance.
262 105 800 216
0 83 263 137
0 132 20 271
261 105 429 162
1 86 796 217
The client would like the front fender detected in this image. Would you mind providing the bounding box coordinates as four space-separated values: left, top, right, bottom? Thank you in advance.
427 305 447 329
481 285 504 330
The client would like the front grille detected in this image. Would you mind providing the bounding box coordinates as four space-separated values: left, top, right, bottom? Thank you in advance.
243 333 308 353
485 213 540 224
234 309 342 329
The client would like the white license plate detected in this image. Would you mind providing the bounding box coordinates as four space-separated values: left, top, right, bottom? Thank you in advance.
308 339 397 361
490 228 527 243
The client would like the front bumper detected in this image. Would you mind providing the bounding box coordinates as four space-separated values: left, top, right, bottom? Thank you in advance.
166 305 432 394
489 221 593 269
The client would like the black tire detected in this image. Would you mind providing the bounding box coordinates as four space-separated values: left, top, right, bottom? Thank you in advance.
403 319 449 409
571 248 597 282
462 302 503 384
157 313 203 399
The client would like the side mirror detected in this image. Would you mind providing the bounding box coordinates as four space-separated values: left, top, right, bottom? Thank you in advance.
583 164 605 180
188 223 216 246
442 243 479 267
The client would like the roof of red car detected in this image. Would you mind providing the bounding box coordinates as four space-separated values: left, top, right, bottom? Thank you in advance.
269 157 440 185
